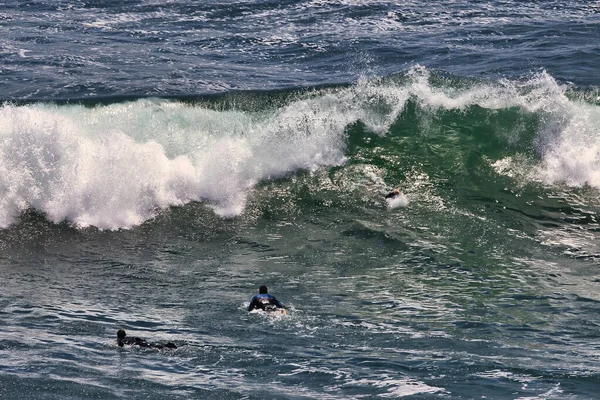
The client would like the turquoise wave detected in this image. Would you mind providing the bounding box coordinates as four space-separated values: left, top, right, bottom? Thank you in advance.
1 68 599 240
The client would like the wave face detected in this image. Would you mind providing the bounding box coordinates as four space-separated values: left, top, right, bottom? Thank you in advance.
1 67 599 230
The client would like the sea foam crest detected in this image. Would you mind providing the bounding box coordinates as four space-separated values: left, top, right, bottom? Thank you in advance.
1 67 597 229
531 96 600 188
406 66 600 191
0 90 386 229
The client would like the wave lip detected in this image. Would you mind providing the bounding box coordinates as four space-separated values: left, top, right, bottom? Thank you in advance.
2 67 599 230
0 94 352 229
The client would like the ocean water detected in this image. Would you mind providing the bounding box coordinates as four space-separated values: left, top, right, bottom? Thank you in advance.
1 1 600 399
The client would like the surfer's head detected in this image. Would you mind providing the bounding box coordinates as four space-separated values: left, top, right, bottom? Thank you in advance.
259 285 268 294
117 329 127 339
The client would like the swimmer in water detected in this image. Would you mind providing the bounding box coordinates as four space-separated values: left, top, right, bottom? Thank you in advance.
248 285 286 313
385 188 402 199
117 329 177 349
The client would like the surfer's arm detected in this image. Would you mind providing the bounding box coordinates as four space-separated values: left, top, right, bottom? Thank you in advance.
248 297 258 311
274 298 286 309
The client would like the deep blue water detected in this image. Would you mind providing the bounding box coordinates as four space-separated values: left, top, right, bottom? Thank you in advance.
1 1 600 399
2 0 599 99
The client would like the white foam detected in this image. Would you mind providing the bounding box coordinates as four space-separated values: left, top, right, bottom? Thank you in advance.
484 74 600 190
0 94 359 229
344 376 445 397
405 67 600 192
1 67 597 229
386 193 409 209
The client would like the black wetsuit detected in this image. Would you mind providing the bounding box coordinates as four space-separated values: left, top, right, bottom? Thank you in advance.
117 333 177 349
385 190 401 199
248 293 285 312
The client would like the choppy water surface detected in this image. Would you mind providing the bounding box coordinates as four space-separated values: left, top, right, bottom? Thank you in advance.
1 0 599 98
1 1 600 399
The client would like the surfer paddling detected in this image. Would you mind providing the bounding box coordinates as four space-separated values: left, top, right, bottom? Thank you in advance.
117 329 177 349
384 187 408 208
385 188 402 199
248 285 286 314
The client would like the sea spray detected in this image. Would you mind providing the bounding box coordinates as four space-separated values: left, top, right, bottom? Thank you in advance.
1 68 599 229
0 95 354 228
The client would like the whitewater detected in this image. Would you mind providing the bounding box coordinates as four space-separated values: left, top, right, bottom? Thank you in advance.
1 1 600 399
2 68 598 230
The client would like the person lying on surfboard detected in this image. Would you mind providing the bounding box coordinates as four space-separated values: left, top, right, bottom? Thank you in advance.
117 329 177 349
248 285 286 313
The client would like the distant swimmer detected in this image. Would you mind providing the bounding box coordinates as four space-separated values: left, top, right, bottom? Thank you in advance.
248 285 286 313
117 329 177 349
385 188 402 199
385 188 408 209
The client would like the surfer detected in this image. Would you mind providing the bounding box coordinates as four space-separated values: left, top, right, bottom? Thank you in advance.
385 188 402 199
117 329 177 349
248 285 286 313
